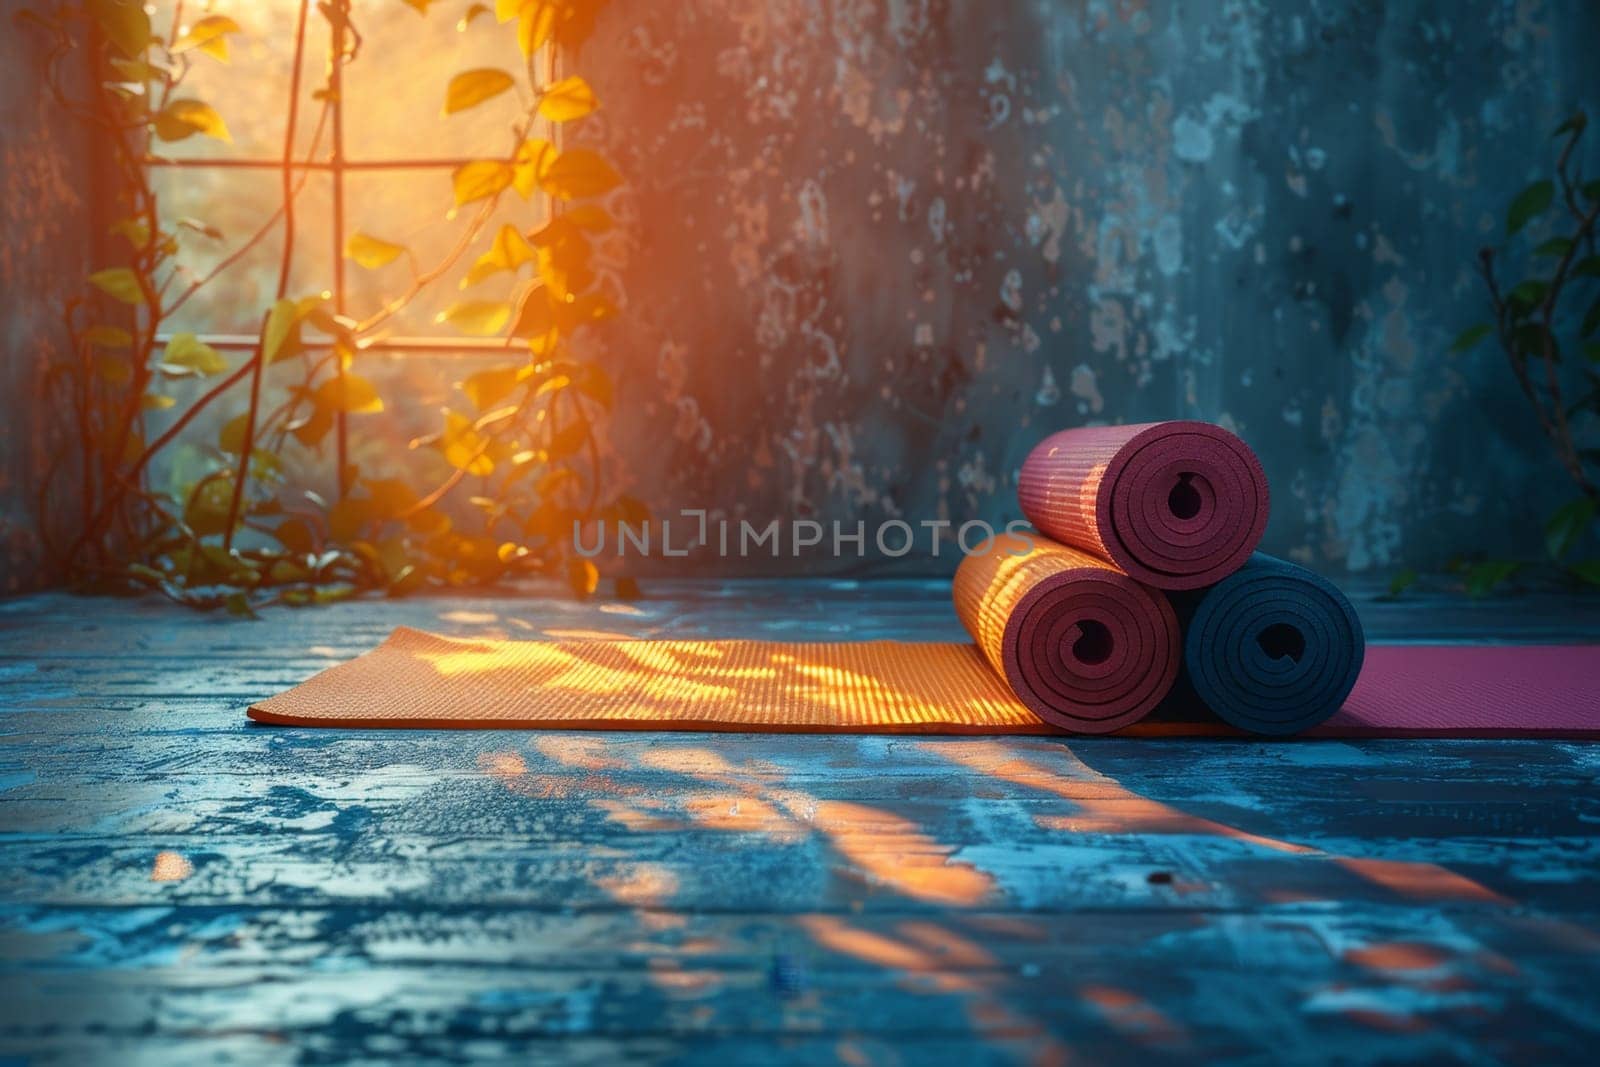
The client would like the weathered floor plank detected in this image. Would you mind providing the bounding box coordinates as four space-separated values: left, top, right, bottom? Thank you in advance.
0 581 1598 1064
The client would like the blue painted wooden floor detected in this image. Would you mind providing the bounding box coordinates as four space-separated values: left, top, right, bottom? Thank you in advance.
1 579 1598 1065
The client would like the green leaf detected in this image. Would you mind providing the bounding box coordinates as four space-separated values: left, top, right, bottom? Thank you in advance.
88 0 152 59
160 333 227 376
1545 498 1597 559
1448 323 1492 354
224 592 259 618
153 99 232 143
1464 560 1520 598
1506 179 1553 236
1509 279 1549 310
1512 322 1556 361
1533 236 1574 258
538 75 597 122
1570 559 1600 586
89 267 144 304
1553 112 1588 138
1584 179 1600 202
444 68 515 115
1385 567 1417 598
1584 296 1600 338
1574 255 1600 279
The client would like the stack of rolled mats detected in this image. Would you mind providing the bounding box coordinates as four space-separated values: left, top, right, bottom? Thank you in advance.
953 421 1364 736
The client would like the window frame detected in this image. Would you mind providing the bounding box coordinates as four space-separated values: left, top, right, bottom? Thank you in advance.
146 5 558 490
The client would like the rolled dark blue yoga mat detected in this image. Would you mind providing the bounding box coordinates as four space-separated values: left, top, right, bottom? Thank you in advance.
1175 553 1365 736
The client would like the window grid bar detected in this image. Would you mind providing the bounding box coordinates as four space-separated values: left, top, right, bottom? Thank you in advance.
144 156 474 170
157 333 519 354
149 18 559 499
329 6 349 497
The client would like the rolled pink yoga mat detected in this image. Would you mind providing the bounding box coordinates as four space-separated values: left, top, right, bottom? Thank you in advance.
1019 421 1269 590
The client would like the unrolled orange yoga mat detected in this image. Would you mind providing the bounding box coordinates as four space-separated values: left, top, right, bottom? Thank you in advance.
254 533 1186 735
248 628 1600 738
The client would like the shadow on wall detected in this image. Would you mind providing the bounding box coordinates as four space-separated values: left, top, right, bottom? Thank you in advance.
577 0 1599 576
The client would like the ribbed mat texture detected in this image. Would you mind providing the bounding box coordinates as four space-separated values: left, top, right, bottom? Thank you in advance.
1170 553 1365 736
1018 421 1269 589
249 629 1600 737
951 532 1178 732
250 419 1598 738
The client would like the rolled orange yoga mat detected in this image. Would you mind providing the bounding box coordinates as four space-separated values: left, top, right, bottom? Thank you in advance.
1018 421 1269 590
952 532 1179 733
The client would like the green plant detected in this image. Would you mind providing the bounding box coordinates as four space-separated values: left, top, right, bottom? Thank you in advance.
1448 108 1600 596
19 0 635 613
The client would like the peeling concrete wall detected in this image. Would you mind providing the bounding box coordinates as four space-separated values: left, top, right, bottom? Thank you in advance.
0 25 94 594
581 0 1599 575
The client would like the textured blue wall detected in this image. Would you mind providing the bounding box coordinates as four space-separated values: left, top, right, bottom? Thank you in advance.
583 0 1600 575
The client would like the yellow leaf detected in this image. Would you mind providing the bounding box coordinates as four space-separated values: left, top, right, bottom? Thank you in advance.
161 333 227 376
564 204 613 231
171 14 240 60
142 393 176 410
88 0 152 59
517 2 556 56
512 138 554 199
494 0 526 21
460 224 533 288
83 325 133 348
538 75 597 122
153 99 232 143
444 68 515 116
345 232 407 269
508 283 555 339
97 355 132 384
567 557 599 598
540 148 621 200
109 216 150 248
366 478 420 518
442 411 495 475
316 374 385 414
437 300 511 336
89 267 144 305
219 412 250 454
262 298 300 364
462 364 522 410
458 3 492 31
452 160 512 206
488 223 535 269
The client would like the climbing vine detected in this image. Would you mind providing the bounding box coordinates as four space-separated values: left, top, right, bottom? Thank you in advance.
1426 109 1600 597
18 0 634 614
